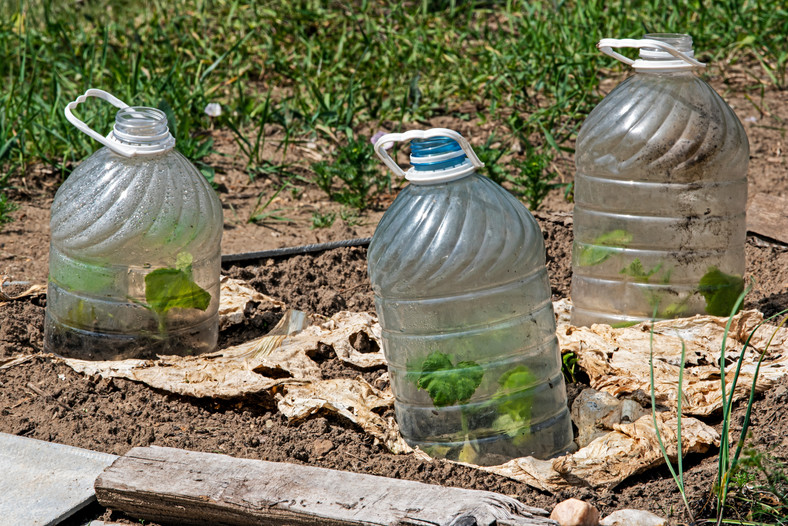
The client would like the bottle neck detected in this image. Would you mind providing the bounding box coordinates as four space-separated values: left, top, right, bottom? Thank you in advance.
111 107 175 152
633 33 699 73
407 136 475 184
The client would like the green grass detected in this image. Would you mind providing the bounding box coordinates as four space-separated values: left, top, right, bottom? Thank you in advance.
726 449 788 524
648 287 788 525
1 0 786 217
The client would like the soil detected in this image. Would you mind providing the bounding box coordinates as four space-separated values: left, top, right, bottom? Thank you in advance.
1 65 787 525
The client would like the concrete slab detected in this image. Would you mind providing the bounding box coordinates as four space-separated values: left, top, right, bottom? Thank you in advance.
0 432 118 526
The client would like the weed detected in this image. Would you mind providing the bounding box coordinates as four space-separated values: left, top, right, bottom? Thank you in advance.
311 211 336 229
728 450 788 523
474 137 509 186
2 0 786 199
561 351 579 384
311 136 387 210
340 207 363 227
248 183 292 225
508 143 565 211
0 191 18 231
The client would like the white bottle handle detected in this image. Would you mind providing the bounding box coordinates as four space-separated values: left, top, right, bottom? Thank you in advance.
64 89 138 158
597 38 705 69
373 128 484 178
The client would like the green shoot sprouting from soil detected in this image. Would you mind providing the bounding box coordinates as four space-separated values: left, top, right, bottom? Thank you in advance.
409 350 542 463
715 307 788 524
649 278 788 525
649 312 694 523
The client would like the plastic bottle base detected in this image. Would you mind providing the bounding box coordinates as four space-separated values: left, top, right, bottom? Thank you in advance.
401 408 575 466
44 313 218 360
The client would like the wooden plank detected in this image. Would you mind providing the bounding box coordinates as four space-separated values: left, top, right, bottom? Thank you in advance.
747 193 788 245
95 446 556 526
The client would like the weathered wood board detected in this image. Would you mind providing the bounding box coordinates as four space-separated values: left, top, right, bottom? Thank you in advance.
747 193 788 245
95 446 557 525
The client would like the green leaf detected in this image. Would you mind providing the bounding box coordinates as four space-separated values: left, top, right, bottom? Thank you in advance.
51 258 115 294
493 366 537 422
620 258 662 283
698 267 745 317
491 366 538 445
144 267 211 317
577 229 633 267
176 252 194 273
415 351 483 408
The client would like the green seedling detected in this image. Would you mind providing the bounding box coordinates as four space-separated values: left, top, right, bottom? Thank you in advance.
620 258 663 283
409 350 542 460
490 366 537 446
409 350 483 462
619 258 688 318
561 351 579 383
413 350 483 408
311 136 387 211
0 192 17 231
340 207 363 227
611 249 744 319
311 211 336 229
143 252 211 334
51 259 116 294
698 267 745 317
248 183 292 224
508 142 565 211
474 137 508 186
577 229 632 267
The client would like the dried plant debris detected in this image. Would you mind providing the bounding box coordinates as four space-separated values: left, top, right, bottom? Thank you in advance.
218 275 285 329
53 286 788 494
484 412 718 493
554 301 788 416
276 377 410 454
0 276 45 302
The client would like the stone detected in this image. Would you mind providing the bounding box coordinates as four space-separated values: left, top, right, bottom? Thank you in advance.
571 388 649 448
600 509 667 526
311 438 335 457
550 498 600 526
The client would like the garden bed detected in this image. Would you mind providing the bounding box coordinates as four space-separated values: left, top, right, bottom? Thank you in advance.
1 80 788 524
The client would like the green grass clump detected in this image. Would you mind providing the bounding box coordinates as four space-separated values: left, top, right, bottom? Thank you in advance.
312 135 387 210
728 449 788 523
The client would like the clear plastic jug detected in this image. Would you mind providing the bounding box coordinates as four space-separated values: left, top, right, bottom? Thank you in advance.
44 89 223 360
369 129 573 465
571 34 749 327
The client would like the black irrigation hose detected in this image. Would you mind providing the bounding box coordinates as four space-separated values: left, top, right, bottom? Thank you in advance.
221 237 372 267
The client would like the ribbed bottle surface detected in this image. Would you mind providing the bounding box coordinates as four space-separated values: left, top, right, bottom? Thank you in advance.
44 146 223 359
571 69 748 327
368 172 572 465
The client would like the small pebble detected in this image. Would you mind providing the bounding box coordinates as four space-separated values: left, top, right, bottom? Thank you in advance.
600 509 666 526
311 438 335 457
550 498 600 526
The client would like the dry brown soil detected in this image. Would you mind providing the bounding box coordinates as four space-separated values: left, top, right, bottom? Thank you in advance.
0 68 787 525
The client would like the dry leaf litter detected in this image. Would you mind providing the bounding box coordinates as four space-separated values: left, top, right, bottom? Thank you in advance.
13 278 788 493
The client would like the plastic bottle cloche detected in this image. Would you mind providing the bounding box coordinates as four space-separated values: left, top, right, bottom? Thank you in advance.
368 128 573 465
571 34 749 327
44 89 223 360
